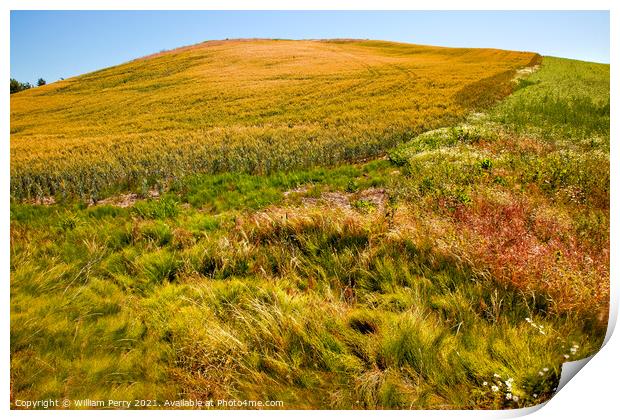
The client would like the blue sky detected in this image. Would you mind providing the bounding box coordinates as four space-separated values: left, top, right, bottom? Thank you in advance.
10 10 609 84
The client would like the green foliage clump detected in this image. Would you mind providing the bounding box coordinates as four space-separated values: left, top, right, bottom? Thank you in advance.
132 197 178 219
135 249 181 284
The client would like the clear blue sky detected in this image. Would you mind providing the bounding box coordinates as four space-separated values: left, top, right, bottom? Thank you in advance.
11 10 609 84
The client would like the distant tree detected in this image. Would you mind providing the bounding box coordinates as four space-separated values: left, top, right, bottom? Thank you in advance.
10 78 20 94
10 78 32 94
37 78 46 87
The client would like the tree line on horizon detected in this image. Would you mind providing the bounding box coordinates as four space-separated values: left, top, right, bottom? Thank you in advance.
10 77 47 94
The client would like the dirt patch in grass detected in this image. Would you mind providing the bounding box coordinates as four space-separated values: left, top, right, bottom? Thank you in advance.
513 65 541 80
293 188 389 212
24 189 163 208
359 188 390 210
26 196 56 206
92 189 161 208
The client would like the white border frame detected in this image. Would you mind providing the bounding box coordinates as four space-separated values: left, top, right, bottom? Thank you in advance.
3 2 616 419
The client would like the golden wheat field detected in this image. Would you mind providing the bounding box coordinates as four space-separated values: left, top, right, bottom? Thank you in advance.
10 39 539 200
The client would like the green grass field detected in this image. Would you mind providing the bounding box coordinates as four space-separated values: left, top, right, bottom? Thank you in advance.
10 41 609 409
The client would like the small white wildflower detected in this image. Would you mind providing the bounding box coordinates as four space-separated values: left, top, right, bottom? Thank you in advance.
483 381 488 386
525 317 532 323
533 394 538 398
506 392 512 400
494 373 501 378
573 344 580 349
512 395 519 402
564 354 570 359
543 367 549 372
491 385 499 392
538 371 544 376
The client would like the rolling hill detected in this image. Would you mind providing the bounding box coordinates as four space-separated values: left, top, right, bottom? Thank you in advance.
10 39 539 200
